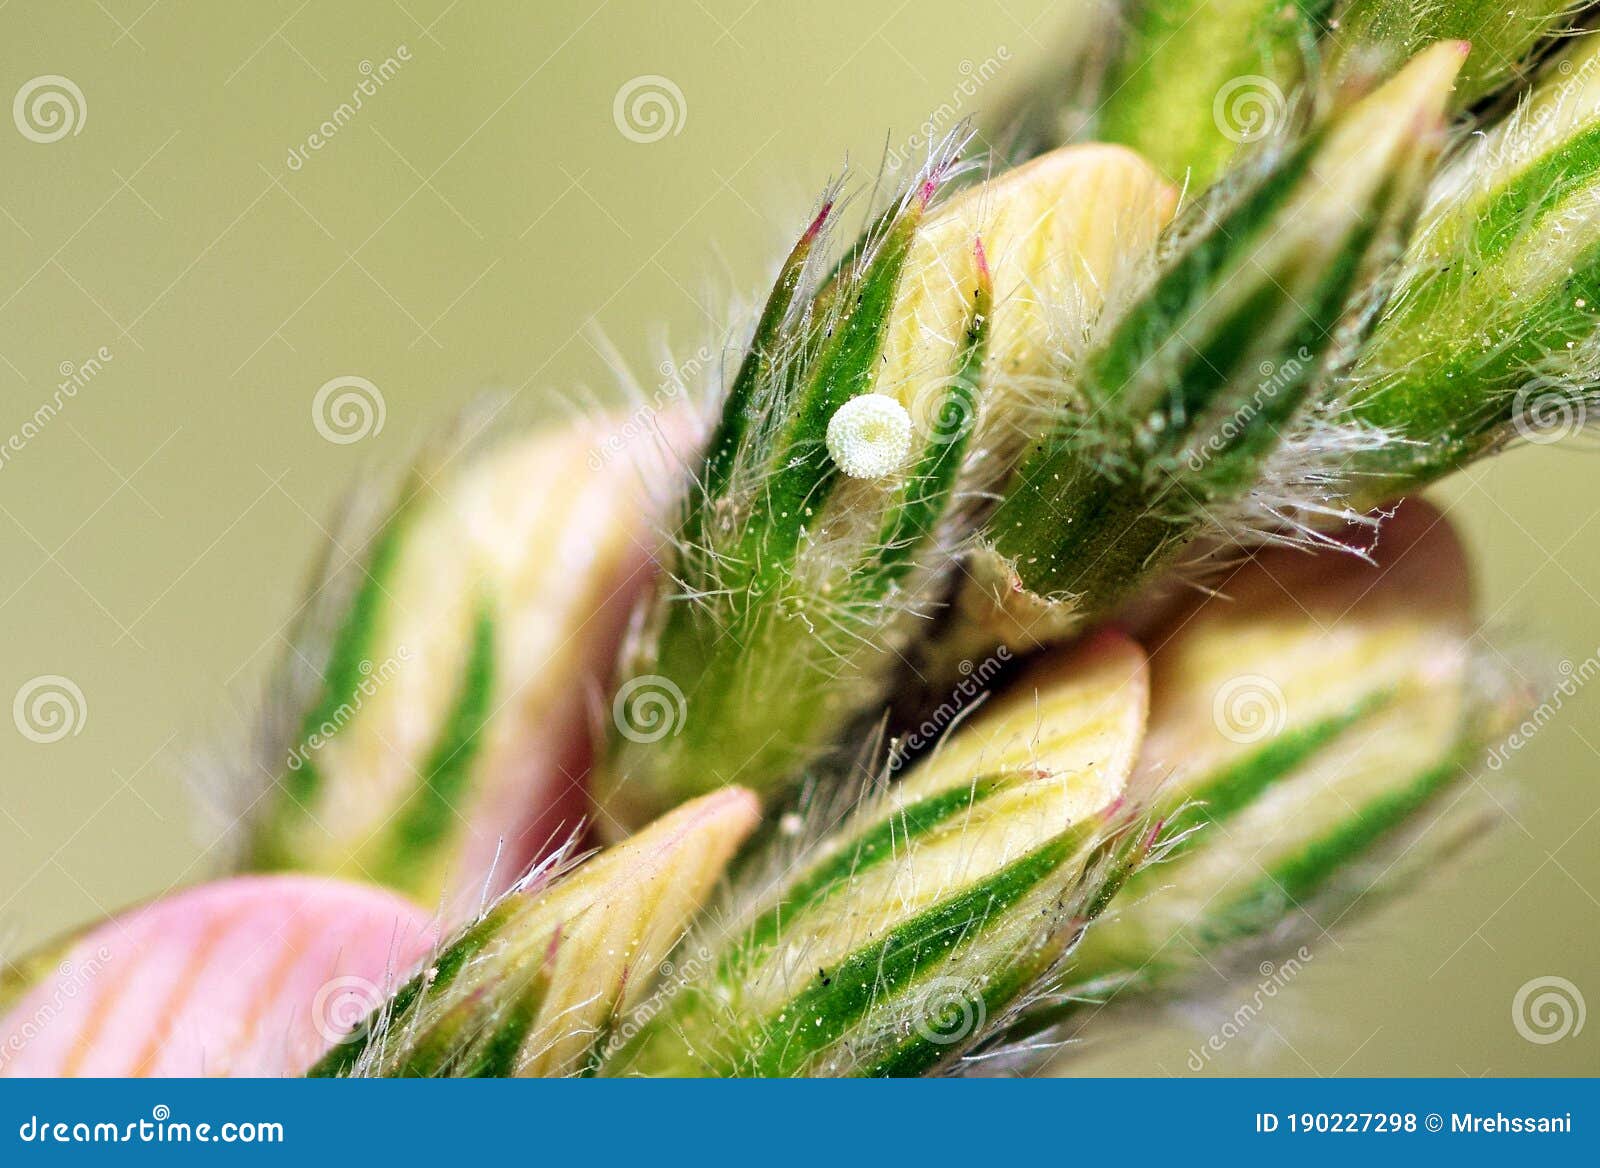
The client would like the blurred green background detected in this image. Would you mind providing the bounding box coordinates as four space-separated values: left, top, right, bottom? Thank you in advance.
0 0 1594 1075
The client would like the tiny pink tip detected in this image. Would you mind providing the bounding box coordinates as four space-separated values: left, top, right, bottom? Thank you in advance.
805 201 833 240
973 237 991 284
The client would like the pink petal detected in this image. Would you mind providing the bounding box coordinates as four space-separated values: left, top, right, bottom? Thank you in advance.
0 875 435 1078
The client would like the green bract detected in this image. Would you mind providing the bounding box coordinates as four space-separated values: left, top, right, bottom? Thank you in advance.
1097 0 1330 189
1324 0 1576 110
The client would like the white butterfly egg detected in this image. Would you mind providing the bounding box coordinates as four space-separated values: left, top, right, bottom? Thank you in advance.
825 393 913 480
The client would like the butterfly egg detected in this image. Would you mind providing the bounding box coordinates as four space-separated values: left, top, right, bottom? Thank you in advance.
825 393 913 479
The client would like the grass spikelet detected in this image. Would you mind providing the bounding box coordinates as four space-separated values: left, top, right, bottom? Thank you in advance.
599 633 1149 1077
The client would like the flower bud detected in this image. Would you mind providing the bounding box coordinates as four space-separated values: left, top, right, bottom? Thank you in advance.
242 415 670 916
1343 32 1600 495
996 1 1571 188
602 634 1148 1077
1019 504 1522 1036
597 141 1174 831
965 43 1465 649
310 788 758 1078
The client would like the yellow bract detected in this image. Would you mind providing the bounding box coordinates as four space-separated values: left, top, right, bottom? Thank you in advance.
876 144 1178 462
734 633 1148 1021
493 787 759 1076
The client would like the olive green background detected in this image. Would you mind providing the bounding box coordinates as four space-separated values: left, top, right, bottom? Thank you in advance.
0 0 1594 1075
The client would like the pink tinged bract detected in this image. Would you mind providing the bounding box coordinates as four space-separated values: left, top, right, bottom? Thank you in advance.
0 875 436 1077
